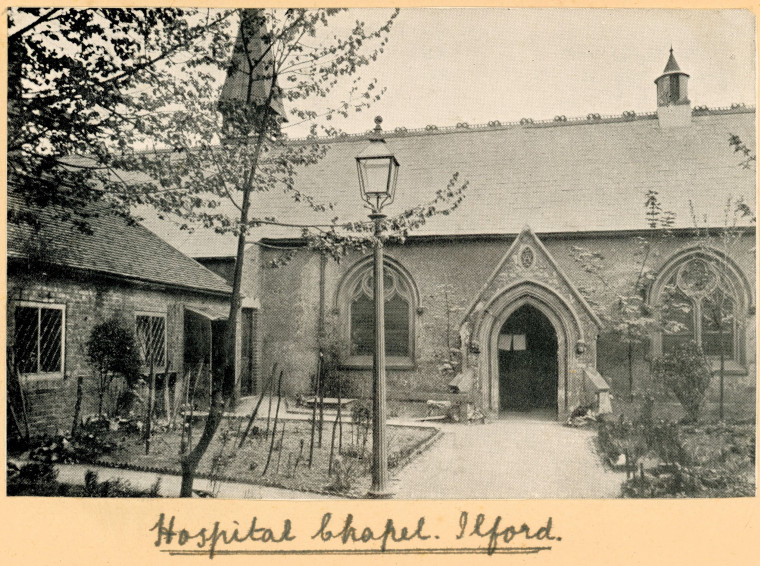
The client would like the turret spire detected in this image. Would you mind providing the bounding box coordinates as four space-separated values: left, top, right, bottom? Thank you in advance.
654 47 691 128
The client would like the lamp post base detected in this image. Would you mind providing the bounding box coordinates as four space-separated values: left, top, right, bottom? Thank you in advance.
366 487 395 499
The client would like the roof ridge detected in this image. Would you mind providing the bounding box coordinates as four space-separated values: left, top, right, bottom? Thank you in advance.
283 103 756 145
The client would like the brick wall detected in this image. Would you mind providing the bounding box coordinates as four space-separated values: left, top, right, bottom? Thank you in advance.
257 231 756 407
7 267 231 436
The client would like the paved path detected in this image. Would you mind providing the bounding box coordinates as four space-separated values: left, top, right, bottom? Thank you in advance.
53 463 334 499
391 415 625 499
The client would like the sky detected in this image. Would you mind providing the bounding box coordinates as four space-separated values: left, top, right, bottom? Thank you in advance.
283 8 756 137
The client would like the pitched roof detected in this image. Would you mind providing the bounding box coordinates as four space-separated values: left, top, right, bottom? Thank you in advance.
8 197 232 295
139 106 756 257
662 48 683 74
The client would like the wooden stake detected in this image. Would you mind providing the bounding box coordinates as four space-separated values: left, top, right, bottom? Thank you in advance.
145 358 155 455
262 370 284 476
328 397 340 476
71 376 84 438
239 363 276 448
265 367 275 438
308 372 318 468
275 421 286 475
317 352 325 447
337 377 343 454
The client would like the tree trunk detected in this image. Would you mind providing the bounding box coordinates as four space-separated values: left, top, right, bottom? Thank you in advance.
180 389 225 497
718 324 725 421
178 69 277 497
627 340 634 401
97 372 105 416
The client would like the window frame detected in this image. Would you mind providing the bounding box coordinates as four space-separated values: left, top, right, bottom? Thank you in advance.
651 250 750 374
13 301 66 380
134 311 168 370
337 257 418 370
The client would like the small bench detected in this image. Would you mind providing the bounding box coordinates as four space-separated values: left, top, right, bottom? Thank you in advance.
300 397 356 411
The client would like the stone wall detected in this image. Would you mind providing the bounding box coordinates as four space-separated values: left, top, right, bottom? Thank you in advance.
257 230 756 412
7 267 231 436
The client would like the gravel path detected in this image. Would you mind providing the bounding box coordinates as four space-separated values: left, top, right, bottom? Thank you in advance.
391 415 625 499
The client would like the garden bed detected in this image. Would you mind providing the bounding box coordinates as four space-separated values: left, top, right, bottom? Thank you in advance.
91 416 438 497
596 415 755 498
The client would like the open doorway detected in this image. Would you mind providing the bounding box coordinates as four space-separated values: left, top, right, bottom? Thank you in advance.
498 303 558 414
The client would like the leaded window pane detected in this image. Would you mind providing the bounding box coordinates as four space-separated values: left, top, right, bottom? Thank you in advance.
348 267 413 359
702 292 735 358
14 307 39 374
39 308 63 372
385 293 410 356
136 315 166 366
661 284 694 354
14 305 63 374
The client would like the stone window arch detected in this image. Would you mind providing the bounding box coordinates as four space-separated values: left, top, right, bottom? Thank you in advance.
336 256 419 369
651 248 752 368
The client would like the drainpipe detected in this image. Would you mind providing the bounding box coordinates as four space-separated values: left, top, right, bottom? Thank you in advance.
318 251 326 347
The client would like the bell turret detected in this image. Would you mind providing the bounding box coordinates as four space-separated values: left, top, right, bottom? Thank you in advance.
655 47 691 128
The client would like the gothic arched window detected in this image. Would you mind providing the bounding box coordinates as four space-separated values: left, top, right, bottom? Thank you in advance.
655 254 747 366
338 258 418 368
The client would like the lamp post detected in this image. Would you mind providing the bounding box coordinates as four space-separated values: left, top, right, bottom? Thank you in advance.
356 116 399 498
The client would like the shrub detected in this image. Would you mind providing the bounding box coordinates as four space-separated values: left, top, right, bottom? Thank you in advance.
7 461 59 496
652 342 712 422
86 316 142 416
621 464 754 498
82 470 162 498
29 419 120 465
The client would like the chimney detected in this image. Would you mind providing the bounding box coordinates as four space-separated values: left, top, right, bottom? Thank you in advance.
218 9 286 137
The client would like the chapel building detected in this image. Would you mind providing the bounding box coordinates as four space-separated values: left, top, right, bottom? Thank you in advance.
162 49 756 420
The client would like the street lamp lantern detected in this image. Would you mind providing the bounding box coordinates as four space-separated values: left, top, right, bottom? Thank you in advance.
356 116 400 212
356 116 398 499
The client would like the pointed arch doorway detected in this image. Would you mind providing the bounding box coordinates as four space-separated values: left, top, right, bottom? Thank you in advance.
498 303 559 414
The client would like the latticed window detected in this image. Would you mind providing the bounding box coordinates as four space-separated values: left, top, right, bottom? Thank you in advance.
14 304 65 375
660 258 736 359
135 314 166 367
349 268 413 359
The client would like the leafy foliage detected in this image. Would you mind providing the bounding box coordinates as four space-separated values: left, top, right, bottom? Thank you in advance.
86 316 143 416
7 460 162 497
652 342 712 422
28 419 121 464
621 464 754 498
82 470 162 498
7 460 60 496
87 317 142 386
728 133 756 171
8 8 234 229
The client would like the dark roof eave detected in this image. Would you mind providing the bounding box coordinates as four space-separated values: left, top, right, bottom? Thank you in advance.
258 225 757 247
8 255 233 297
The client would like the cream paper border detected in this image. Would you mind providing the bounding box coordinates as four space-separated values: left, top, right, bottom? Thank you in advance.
2 1 759 564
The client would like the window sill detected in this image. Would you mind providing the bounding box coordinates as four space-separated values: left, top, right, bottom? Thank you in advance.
342 356 416 371
19 372 65 391
709 360 748 376
19 372 64 382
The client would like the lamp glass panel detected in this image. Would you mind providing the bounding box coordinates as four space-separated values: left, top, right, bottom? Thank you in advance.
360 158 391 195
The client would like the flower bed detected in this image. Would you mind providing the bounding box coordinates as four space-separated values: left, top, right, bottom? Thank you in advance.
92 416 438 497
597 415 755 498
